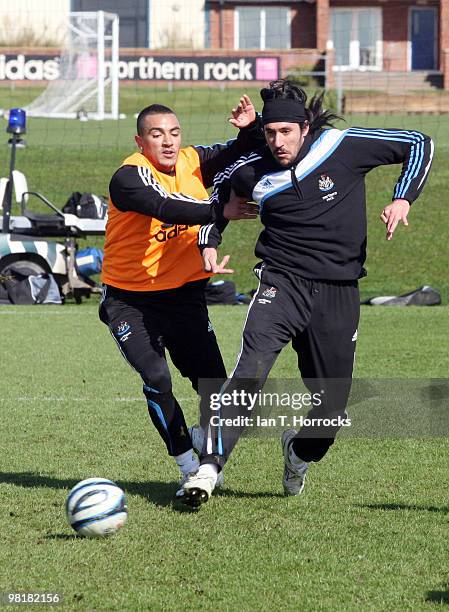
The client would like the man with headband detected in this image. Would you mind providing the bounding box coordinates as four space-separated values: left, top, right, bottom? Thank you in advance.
180 79 434 509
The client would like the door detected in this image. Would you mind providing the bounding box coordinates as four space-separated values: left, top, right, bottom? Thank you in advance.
411 8 437 70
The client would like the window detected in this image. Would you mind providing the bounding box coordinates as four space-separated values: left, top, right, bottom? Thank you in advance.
331 8 382 70
235 6 290 50
71 0 149 47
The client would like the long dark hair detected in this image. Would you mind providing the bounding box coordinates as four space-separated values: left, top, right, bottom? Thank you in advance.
260 79 341 132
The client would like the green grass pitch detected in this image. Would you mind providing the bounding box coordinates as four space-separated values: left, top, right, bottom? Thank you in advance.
0 305 448 610
0 84 448 609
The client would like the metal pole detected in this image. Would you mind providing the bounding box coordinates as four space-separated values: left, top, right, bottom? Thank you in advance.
111 14 119 119
337 69 343 115
2 133 17 234
219 0 224 48
97 10 105 120
323 52 327 90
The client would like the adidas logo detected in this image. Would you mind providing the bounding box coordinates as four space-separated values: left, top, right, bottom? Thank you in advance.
260 177 273 189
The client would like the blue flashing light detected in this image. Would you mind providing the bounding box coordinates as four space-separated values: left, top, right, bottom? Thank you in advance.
7 108 26 134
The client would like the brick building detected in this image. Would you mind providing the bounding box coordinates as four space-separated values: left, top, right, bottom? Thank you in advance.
206 0 449 89
1 0 448 93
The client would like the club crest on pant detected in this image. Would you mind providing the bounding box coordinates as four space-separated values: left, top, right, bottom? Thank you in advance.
116 321 132 343
262 286 277 299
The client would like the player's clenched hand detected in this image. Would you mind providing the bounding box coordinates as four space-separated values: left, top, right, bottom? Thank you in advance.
202 247 234 274
228 94 256 128
380 199 410 241
223 190 259 220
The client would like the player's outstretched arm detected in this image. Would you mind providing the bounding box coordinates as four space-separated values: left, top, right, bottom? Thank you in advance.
223 190 259 220
380 198 410 241
196 95 264 187
110 165 219 225
202 248 234 274
228 94 256 129
198 191 258 268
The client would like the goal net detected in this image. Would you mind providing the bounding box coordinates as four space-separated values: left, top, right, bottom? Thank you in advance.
25 11 119 120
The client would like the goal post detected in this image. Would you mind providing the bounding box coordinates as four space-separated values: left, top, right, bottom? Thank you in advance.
25 11 119 120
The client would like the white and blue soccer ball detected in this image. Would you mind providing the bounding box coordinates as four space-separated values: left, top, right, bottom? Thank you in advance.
66 478 128 538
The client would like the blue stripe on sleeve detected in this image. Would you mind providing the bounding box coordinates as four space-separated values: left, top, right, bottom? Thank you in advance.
346 128 426 198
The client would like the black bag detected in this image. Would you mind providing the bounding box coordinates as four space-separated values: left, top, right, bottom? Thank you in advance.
362 285 441 306
63 192 108 219
205 280 238 305
0 267 62 305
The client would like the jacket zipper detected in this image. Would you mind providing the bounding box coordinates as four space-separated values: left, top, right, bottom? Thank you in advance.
291 166 302 200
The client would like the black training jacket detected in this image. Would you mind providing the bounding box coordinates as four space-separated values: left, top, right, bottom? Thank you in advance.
198 126 434 281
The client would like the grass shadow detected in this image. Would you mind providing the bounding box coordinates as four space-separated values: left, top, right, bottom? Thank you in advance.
0 471 180 508
215 488 284 499
0 472 284 512
425 585 449 605
0 471 285 512
355 502 449 513
43 533 78 540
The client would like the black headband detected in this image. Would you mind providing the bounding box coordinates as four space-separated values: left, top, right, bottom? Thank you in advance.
262 98 307 125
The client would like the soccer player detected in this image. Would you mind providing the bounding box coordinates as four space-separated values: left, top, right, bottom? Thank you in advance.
99 96 262 497
181 79 434 508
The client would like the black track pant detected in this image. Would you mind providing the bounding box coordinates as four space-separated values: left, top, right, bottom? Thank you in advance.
202 265 360 468
99 280 226 457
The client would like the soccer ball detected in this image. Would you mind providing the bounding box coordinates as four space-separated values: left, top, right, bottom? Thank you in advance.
66 478 128 538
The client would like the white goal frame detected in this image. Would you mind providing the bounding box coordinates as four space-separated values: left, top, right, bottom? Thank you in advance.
26 11 119 120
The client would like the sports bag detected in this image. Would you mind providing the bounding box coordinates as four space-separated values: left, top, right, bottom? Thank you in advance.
63 192 108 219
0 267 62 305
362 285 441 306
205 280 237 305
76 247 104 277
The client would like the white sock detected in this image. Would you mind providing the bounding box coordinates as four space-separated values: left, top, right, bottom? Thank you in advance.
175 449 199 475
197 463 219 484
